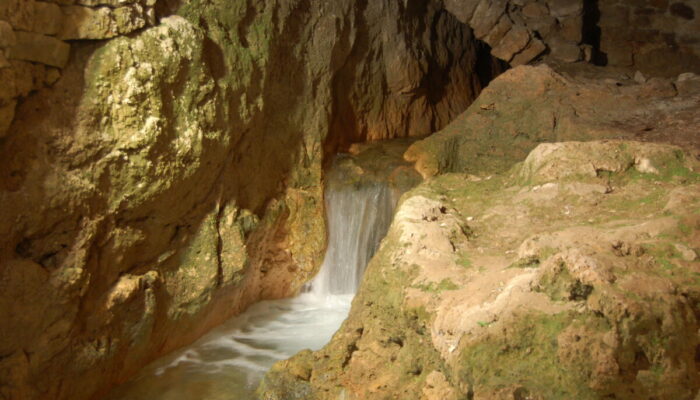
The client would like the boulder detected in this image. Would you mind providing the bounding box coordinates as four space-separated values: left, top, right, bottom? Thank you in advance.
510 37 546 65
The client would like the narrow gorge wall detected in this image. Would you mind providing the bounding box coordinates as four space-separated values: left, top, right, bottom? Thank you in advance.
1 1 699 400
0 1 494 399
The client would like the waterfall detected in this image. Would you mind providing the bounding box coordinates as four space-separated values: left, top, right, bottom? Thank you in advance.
306 157 397 297
107 152 404 400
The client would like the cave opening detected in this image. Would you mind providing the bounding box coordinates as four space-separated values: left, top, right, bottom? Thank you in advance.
323 1 508 159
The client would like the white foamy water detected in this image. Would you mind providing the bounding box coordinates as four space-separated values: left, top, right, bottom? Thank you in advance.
305 178 396 297
106 293 353 400
108 155 397 400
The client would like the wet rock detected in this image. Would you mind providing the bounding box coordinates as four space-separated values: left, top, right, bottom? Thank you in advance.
263 137 700 399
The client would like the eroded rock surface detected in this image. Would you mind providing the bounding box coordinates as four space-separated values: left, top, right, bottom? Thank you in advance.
406 64 700 179
261 139 700 400
0 1 495 400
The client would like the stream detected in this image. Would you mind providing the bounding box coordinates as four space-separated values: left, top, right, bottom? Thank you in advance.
107 155 397 399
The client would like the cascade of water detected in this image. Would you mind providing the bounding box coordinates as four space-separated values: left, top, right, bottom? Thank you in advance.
306 161 397 297
108 153 402 400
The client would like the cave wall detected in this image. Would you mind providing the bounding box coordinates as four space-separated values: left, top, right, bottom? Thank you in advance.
1 1 699 400
0 1 491 399
598 0 700 76
441 0 700 76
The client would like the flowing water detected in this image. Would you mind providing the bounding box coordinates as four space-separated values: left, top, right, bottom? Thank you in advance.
108 155 398 400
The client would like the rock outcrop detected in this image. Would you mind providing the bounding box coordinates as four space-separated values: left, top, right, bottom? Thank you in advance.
2 1 700 399
259 65 700 399
406 64 700 179
261 141 700 400
0 1 496 399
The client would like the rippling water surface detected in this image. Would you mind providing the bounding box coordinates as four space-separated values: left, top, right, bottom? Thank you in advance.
107 294 353 400
108 154 397 399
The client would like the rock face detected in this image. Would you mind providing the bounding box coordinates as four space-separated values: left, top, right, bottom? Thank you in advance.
0 0 157 139
406 64 700 179
261 140 700 399
259 64 700 399
2 1 700 400
0 1 496 400
598 0 700 76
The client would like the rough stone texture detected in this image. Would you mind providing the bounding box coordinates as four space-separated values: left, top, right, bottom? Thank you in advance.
598 0 700 76
7 31 70 67
261 139 700 399
259 65 700 400
2 1 700 399
490 25 531 62
443 0 587 65
443 0 700 76
405 64 700 179
0 0 157 137
0 1 497 400
59 3 151 40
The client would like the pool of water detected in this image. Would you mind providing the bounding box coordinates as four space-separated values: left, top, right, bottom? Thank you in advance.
106 293 352 400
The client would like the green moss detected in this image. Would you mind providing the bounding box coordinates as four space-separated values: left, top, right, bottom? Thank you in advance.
456 254 473 269
413 278 459 293
458 312 596 399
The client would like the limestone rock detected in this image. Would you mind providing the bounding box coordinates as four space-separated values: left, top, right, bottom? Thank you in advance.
510 37 546 66
0 99 16 137
262 137 700 399
482 15 513 46
443 0 482 23
32 1 63 36
405 64 700 179
0 2 497 400
518 141 693 184
490 25 531 62
676 72 700 96
0 0 34 31
59 3 150 40
470 0 508 39
548 37 581 62
77 0 143 6
7 31 70 68
522 2 549 18
557 15 582 43
546 0 583 18
524 14 557 38
0 21 16 48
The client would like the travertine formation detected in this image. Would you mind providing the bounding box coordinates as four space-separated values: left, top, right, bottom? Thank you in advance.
260 65 700 400
0 1 490 399
1 1 699 400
